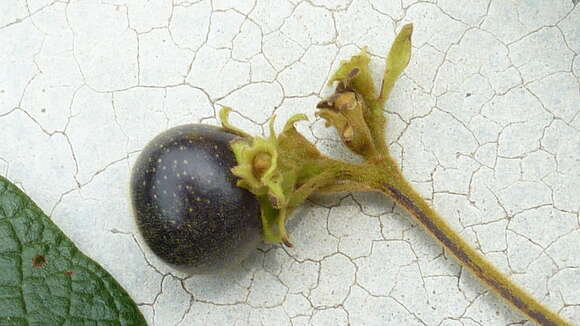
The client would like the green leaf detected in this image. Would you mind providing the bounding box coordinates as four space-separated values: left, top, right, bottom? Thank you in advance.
0 176 147 326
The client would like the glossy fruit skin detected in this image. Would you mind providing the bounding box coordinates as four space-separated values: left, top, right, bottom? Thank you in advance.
130 124 261 272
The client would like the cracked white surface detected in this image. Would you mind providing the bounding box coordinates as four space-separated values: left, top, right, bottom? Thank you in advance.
1 0 579 325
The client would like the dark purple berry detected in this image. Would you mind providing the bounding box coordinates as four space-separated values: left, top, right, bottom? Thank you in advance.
130 124 261 272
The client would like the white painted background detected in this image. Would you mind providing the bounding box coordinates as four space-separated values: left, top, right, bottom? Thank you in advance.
1 0 579 325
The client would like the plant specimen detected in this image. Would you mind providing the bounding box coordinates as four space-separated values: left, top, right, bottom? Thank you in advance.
130 24 571 326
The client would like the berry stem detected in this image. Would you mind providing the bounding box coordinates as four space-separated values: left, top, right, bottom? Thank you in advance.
225 22 572 325
346 157 572 326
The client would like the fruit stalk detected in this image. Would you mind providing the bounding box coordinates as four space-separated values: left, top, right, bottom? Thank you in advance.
316 158 572 325
225 23 572 325
364 158 572 326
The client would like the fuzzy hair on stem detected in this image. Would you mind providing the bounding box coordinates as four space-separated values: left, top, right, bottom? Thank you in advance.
221 24 572 326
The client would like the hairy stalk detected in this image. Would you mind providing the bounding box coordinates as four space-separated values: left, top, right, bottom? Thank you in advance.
312 157 572 325
364 158 571 326
226 23 572 325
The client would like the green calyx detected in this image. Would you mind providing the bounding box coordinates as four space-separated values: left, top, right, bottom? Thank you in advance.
230 134 283 203
221 110 319 246
220 24 414 247
317 68 377 159
319 24 413 157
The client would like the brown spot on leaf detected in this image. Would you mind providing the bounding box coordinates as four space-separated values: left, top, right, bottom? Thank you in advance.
32 254 47 268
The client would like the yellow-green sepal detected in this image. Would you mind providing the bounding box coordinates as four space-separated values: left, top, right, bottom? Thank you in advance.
257 196 293 246
226 112 330 247
230 136 279 194
379 23 413 105
321 24 414 156
329 48 376 105
219 107 251 138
